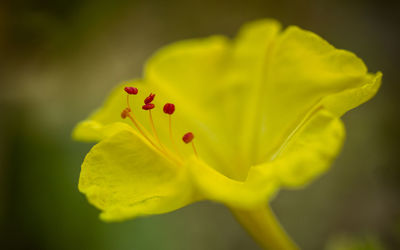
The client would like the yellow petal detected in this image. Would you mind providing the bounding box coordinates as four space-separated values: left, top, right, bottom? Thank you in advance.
187 108 344 208
187 156 279 209
145 35 230 106
234 22 380 171
73 80 147 142
79 128 196 221
73 121 133 142
229 19 282 175
322 72 382 116
142 19 380 182
144 35 245 178
144 20 283 180
270 108 345 187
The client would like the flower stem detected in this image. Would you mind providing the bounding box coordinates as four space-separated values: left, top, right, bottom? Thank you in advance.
230 205 299 250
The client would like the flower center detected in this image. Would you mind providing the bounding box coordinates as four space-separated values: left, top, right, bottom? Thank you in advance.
121 86 198 165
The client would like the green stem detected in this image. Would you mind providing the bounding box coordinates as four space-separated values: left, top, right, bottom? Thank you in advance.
230 205 299 250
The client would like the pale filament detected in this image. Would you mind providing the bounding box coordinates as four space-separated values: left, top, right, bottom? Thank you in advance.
125 113 161 152
126 95 130 108
148 110 165 151
126 95 153 141
169 115 182 157
147 110 184 164
191 141 198 159
127 112 182 166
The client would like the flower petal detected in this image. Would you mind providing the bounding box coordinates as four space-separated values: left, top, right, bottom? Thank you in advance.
144 20 282 180
143 19 380 182
145 35 230 106
79 127 196 221
234 21 380 169
144 35 245 178
269 108 345 187
322 72 382 117
187 156 279 209
187 108 344 208
73 80 147 142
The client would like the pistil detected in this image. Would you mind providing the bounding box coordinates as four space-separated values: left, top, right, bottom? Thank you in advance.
182 132 198 158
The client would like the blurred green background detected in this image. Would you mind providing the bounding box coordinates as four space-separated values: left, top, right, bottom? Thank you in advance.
1 0 399 249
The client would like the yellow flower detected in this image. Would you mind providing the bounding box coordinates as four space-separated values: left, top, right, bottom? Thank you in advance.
73 19 381 248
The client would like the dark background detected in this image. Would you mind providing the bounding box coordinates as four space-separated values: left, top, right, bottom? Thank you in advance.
1 0 399 249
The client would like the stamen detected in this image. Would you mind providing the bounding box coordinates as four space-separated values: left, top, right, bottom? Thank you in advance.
121 108 161 152
142 103 155 110
147 109 164 150
124 86 138 108
121 89 182 166
182 132 198 158
182 132 194 143
121 107 131 119
124 86 138 95
163 103 175 115
121 88 201 164
142 93 164 150
163 103 181 156
144 93 155 104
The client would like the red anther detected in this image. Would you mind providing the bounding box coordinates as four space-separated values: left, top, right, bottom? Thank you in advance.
124 87 138 95
182 132 194 144
163 103 175 115
121 108 131 119
142 103 155 110
144 93 155 104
